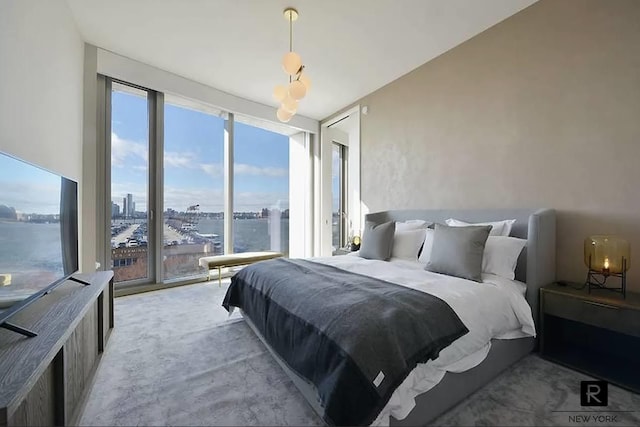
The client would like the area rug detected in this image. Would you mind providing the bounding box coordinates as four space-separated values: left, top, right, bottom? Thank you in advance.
79 281 640 426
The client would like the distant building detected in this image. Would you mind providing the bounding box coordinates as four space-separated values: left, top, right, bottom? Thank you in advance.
120 193 135 218
111 202 120 217
126 193 134 218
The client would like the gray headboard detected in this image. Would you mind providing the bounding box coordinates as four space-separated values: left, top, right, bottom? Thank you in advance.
364 208 556 327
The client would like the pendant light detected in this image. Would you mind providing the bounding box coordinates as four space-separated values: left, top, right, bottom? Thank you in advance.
273 8 311 122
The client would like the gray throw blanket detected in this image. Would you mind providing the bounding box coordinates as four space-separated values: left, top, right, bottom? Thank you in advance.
223 258 468 426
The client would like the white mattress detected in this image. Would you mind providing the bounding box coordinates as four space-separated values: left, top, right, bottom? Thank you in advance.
309 255 536 425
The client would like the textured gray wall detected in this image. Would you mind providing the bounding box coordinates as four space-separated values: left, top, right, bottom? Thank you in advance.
328 0 640 289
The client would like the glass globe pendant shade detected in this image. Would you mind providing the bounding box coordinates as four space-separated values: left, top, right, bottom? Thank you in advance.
282 52 302 76
276 106 293 123
288 79 307 100
584 235 630 274
281 96 298 114
299 72 311 91
273 85 287 102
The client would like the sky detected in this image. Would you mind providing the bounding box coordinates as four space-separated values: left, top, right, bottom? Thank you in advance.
111 87 290 213
0 153 63 215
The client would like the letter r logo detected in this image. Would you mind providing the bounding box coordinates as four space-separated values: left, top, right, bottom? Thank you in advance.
581 380 608 406
586 384 601 403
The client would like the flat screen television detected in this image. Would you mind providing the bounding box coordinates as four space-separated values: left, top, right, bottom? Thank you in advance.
0 151 80 337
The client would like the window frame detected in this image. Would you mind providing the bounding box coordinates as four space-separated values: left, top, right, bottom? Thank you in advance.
332 141 349 249
99 77 160 288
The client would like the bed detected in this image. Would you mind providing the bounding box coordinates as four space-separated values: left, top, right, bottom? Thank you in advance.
223 208 556 426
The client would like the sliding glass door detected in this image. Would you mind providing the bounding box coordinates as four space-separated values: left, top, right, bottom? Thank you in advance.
109 82 151 284
162 97 225 281
233 119 290 255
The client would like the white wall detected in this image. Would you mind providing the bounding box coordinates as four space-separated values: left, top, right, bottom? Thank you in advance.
0 0 84 180
289 132 313 258
82 45 99 272
0 0 87 270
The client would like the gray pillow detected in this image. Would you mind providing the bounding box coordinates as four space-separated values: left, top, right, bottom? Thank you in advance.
425 223 491 282
359 221 396 260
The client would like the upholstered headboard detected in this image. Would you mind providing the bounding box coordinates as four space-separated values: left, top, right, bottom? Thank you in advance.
364 208 556 327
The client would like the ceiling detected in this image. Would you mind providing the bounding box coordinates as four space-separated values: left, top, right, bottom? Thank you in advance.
66 0 536 121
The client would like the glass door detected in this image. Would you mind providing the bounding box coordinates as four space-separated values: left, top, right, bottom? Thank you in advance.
162 96 225 281
109 82 152 285
233 120 290 255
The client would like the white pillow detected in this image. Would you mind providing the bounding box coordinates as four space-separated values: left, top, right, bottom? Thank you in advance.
417 228 435 264
392 228 427 260
445 218 516 237
482 236 527 280
395 219 429 232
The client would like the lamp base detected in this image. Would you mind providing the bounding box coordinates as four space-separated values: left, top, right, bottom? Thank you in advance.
585 269 626 298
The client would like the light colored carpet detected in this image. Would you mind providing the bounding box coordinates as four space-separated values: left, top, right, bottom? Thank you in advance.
431 355 640 426
79 281 640 426
79 281 320 426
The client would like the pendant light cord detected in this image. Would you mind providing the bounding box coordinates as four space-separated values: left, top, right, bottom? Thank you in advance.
289 12 293 83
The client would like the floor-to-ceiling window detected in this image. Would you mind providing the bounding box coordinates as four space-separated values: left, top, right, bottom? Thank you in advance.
233 119 290 255
162 96 225 281
102 77 300 289
109 82 150 284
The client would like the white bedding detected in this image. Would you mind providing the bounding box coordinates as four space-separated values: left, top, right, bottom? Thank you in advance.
309 255 536 425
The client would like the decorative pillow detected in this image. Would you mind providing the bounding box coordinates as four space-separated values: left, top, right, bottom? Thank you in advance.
391 228 427 260
417 228 435 264
426 224 491 282
482 236 527 280
445 218 516 237
359 221 396 261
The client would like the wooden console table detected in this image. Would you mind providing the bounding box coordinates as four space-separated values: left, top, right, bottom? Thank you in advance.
0 271 114 426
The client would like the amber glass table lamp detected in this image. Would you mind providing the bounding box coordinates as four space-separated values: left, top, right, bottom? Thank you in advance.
584 235 630 298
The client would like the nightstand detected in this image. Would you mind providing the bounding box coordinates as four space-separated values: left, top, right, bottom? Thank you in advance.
540 283 640 393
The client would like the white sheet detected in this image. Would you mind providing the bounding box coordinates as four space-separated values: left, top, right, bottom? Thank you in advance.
309 255 536 425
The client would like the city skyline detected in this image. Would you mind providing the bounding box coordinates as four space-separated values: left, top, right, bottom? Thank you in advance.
111 193 290 217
